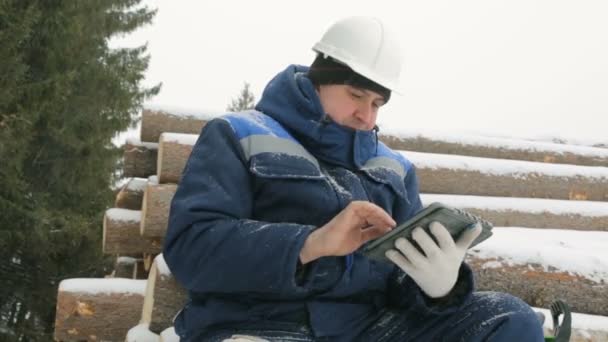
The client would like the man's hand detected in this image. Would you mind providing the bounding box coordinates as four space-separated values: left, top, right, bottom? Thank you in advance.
299 201 396 264
385 221 482 298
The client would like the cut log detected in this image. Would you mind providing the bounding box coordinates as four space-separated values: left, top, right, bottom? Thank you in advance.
115 177 148 210
113 256 138 279
125 323 159 342
139 108 608 168
422 194 608 231
54 278 146 342
468 227 608 316
404 151 608 201
379 132 608 168
141 181 177 238
157 133 198 184
140 108 212 143
123 139 159 178
143 135 608 202
142 254 188 334
143 253 155 272
103 209 162 255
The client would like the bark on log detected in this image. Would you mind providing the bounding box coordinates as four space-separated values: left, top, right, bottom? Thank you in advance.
406 151 608 201
115 177 148 210
54 278 146 342
465 208 608 231
140 109 207 143
141 254 188 334
157 133 197 184
103 209 162 255
467 255 608 316
421 194 608 232
141 182 177 238
380 134 608 168
123 140 158 178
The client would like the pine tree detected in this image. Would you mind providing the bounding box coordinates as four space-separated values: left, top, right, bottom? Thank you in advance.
0 0 159 339
227 82 256 111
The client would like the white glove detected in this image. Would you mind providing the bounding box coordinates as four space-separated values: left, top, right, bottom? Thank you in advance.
385 221 482 298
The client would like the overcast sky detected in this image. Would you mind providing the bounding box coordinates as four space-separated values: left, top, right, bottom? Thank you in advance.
115 0 608 143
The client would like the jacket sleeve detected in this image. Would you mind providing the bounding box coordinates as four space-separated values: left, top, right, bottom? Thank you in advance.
163 118 346 299
385 165 476 314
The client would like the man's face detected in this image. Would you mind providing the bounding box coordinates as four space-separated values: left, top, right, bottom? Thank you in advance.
317 84 386 131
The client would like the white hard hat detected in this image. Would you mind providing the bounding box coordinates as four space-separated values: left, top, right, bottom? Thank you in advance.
312 16 402 92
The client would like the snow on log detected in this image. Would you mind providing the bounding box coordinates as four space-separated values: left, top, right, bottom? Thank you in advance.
126 323 159 342
141 254 188 334
54 278 146 342
160 327 179 342
422 194 608 231
115 177 148 210
468 227 608 316
103 209 162 255
405 151 608 201
141 182 177 238
379 128 608 168
140 108 213 143
123 139 158 178
157 133 197 184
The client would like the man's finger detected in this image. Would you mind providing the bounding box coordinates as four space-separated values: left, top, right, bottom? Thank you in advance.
353 201 396 227
429 221 455 250
385 249 414 274
394 237 426 267
361 225 392 243
455 223 482 250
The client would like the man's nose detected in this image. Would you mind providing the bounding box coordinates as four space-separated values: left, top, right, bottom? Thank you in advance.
355 105 376 130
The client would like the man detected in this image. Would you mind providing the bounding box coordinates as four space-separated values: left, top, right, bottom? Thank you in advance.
163 16 544 341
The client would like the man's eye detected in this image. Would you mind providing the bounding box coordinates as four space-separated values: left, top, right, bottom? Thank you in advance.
350 92 363 98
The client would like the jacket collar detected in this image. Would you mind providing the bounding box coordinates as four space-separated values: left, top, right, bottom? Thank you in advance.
255 65 378 169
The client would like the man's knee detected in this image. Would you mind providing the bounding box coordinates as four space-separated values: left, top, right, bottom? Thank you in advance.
469 291 544 341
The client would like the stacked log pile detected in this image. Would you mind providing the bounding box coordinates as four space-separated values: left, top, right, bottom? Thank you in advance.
54 108 608 341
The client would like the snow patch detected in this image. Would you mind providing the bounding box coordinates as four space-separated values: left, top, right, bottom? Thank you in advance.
126 323 159 342
402 150 608 179
160 327 179 342
421 194 608 217
470 227 608 283
106 208 141 223
161 132 199 146
125 137 159 150
125 177 148 192
146 104 223 121
59 278 146 295
154 254 172 276
381 127 608 158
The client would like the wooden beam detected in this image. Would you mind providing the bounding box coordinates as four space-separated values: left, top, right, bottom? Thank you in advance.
141 254 188 334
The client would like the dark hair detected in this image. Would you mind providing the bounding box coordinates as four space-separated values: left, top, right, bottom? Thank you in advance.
307 54 391 103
